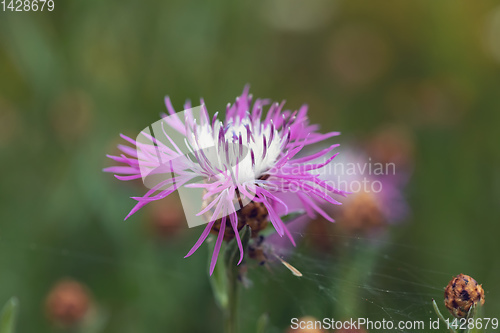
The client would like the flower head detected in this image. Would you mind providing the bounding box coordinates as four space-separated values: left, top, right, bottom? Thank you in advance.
321 149 409 235
104 86 344 274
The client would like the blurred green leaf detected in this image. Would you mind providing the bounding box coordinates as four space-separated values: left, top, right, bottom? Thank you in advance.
280 212 304 223
0 297 18 333
259 212 304 238
80 307 109 333
256 313 269 333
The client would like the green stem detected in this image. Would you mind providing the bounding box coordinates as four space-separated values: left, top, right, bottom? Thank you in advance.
333 240 379 319
210 226 250 333
224 269 239 333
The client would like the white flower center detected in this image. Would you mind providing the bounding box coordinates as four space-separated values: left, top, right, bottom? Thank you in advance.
188 117 282 183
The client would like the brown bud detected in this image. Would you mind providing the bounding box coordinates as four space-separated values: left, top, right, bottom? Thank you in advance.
306 217 334 252
337 192 385 234
204 177 270 241
444 273 485 318
210 212 247 241
210 200 268 240
147 195 185 238
365 124 414 171
45 279 91 326
238 200 269 237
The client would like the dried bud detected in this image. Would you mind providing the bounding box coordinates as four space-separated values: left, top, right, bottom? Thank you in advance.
444 273 485 318
45 279 91 326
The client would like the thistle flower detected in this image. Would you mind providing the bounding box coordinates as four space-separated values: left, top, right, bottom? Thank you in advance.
336 149 408 225
104 86 344 274
307 148 408 239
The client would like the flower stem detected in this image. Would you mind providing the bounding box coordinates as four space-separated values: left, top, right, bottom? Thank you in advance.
220 226 250 333
333 240 379 319
224 267 239 333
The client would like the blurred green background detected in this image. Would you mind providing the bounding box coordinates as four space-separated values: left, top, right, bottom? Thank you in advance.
1 0 500 332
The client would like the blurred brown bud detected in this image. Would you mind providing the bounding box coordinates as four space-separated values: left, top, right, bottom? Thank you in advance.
337 192 385 235
45 279 91 327
204 183 269 241
328 25 392 88
444 273 485 318
365 125 414 171
147 195 186 239
209 200 270 241
263 0 335 33
385 78 471 128
306 218 334 252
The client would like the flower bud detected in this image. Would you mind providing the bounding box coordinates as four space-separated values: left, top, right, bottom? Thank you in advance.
45 279 91 326
338 192 384 234
444 273 485 318
208 200 269 241
147 196 185 239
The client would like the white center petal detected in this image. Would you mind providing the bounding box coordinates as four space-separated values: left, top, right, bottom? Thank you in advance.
187 117 282 183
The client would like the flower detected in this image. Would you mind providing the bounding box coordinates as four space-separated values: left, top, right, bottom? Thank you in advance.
104 86 344 274
319 148 409 236
296 147 409 252
444 273 485 318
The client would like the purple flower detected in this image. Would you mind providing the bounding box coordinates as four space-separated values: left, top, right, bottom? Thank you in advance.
318 148 409 235
104 86 345 274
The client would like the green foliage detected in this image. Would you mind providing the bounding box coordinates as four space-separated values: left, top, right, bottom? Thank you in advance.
0 298 18 333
